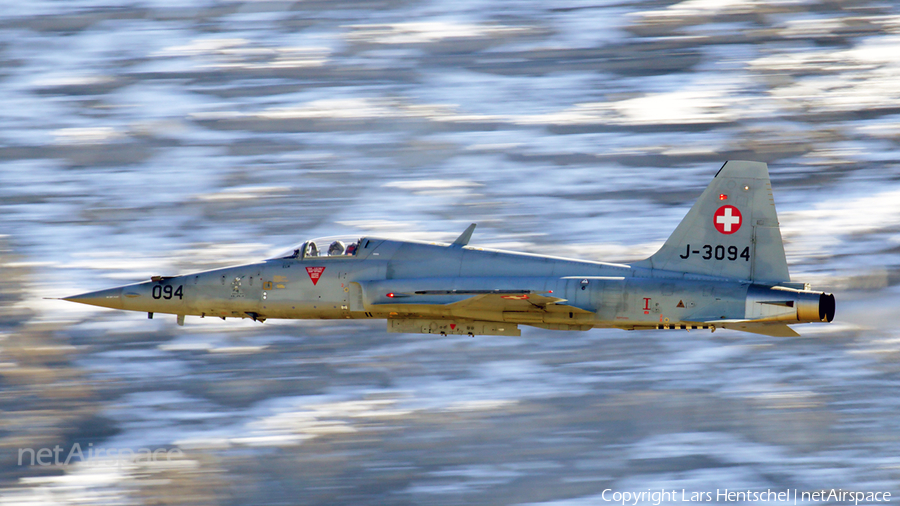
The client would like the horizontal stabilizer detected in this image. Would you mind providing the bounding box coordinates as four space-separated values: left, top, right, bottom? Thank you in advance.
692 318 800 337
723 322 799 337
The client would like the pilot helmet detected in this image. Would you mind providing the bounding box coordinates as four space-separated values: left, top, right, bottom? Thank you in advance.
328 240 346 256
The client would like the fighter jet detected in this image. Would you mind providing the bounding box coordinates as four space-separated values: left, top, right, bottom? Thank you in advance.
62 161 834 337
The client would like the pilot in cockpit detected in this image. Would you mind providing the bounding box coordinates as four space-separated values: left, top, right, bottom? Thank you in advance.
328 241 345 256
305 241 319 257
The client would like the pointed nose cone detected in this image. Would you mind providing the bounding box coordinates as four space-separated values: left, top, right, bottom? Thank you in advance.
63 287 124 310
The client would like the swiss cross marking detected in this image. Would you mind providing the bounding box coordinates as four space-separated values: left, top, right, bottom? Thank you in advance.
714 205 742 234
305 266 325 285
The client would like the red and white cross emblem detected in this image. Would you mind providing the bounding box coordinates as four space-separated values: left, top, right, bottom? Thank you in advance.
713 205 742 234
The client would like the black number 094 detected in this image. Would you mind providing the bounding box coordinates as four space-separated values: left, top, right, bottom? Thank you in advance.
152 285 183 300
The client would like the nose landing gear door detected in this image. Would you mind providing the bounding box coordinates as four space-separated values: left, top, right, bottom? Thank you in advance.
242 268 263 320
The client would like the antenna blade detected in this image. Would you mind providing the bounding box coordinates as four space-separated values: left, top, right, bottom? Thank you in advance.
451 223 476 247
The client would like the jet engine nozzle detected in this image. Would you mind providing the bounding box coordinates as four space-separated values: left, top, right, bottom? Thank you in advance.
803 291 835 323
746 285 835 323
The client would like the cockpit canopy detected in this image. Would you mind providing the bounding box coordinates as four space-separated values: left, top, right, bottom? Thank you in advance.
272 236 363 260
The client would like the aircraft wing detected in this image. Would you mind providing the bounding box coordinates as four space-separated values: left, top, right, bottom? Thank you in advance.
361 278 594 316
444 291 591 313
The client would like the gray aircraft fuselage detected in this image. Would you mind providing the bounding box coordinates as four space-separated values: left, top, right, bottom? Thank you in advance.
63 161 835 337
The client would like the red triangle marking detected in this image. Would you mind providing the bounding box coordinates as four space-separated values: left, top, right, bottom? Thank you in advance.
450 324 456 330
305 266 325 285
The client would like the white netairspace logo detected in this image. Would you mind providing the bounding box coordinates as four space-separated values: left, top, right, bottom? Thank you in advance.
18 443 183 468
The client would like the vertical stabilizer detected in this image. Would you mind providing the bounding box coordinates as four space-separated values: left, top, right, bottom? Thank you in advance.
632 161 790 283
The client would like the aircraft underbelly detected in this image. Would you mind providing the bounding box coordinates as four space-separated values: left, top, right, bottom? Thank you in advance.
612 278 749 327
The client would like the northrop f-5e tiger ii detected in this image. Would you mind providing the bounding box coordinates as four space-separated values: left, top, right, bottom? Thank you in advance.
62 161 835 337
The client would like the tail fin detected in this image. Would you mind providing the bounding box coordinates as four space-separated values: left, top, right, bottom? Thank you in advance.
632 161 790 283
